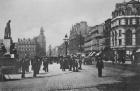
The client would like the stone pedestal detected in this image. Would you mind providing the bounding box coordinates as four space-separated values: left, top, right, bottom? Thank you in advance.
3 39 11 54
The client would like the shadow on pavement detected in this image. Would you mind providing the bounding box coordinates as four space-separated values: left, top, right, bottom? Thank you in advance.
96 74 140 91
0 71 74 82
1 79 20 82
102 75 113 78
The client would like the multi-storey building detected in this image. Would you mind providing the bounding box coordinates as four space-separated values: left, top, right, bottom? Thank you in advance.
104 19 112 48
17 38 36 59
17 27 46 58
84 23 105 55
110 0 140 62
0 39 3 55
69 21 87 54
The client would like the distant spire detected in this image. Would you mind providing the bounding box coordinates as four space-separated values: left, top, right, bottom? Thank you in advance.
40 26 44 35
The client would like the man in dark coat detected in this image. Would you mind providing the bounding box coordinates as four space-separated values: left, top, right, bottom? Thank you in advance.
78 56 82 70
62 57 66 71
72 56 77 72
69 56 73 71
37 57 42 74
25 57 30 72
21 58 26 78
32 56 39 77
43 57 49 72
59 57 63 69
96 57 104 77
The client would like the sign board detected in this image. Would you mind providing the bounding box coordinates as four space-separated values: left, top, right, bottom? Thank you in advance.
3 39 11 54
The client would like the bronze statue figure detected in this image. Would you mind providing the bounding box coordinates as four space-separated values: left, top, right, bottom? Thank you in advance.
4 20 11 39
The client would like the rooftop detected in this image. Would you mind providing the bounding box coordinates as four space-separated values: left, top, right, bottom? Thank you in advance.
127 0 140 4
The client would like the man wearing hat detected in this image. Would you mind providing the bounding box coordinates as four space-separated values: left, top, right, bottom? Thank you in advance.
96 56 104 77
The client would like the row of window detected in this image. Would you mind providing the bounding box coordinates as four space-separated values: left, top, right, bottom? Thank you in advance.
111 29 133 37
18 44 36 47
112 38 133 46
111 18 140 28
112 39 123 46
18 48 36 51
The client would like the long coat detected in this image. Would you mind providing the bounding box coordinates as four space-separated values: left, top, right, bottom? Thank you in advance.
96 60 104 69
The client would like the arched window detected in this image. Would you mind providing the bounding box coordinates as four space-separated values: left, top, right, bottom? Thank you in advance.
126 29 132 45
136 29 140 45
127 7 132 15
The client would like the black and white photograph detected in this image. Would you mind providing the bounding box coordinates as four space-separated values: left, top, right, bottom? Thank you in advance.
0 0 140 91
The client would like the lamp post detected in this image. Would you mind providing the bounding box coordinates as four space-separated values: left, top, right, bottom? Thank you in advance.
79 31 82 53
64 34 69 56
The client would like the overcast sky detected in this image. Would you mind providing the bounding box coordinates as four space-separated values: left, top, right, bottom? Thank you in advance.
0 0 129 49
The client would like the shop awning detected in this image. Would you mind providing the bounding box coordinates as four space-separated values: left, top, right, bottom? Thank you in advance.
90 52 96 56
95 51 102 56
88 51 96 57
136 49 140 52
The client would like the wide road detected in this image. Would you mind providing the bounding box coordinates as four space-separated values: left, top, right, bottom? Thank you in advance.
0 63 138 91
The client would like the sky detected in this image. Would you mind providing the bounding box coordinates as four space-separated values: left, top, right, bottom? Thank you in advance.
0 0 130 50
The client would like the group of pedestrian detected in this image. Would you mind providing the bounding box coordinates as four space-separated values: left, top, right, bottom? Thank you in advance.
20 56 50 78
59 55 83 72
31 56 42 77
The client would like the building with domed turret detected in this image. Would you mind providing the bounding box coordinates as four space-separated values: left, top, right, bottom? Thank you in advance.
17 27 46 58
110 0 140 62
34 27 46 57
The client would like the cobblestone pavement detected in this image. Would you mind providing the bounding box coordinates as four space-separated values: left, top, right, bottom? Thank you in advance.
0 63 136 91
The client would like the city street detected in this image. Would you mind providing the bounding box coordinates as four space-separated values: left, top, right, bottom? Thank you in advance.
1 0 140 91
0 62 139 91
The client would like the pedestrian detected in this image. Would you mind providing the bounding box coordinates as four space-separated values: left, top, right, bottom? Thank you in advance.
43 57 49 72
96 56 104 77
36 57 41 74
78 56 82 70
32 56 38 77
62 57 69 71
62 58 66 71
69 56 73 71
72 56 76 72
21 58 26 78
75 57 79 72
25 57 30 72
59 57 63 69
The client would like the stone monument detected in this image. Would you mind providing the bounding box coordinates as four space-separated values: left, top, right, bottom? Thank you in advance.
3 20 12 55
4 20 11 39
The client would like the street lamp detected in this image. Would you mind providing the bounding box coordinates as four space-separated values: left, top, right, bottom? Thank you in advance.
64 34 69 56
79 31 82 53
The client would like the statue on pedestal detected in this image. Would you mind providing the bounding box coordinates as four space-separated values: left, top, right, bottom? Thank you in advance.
3 20 13 56
4 20 11 39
